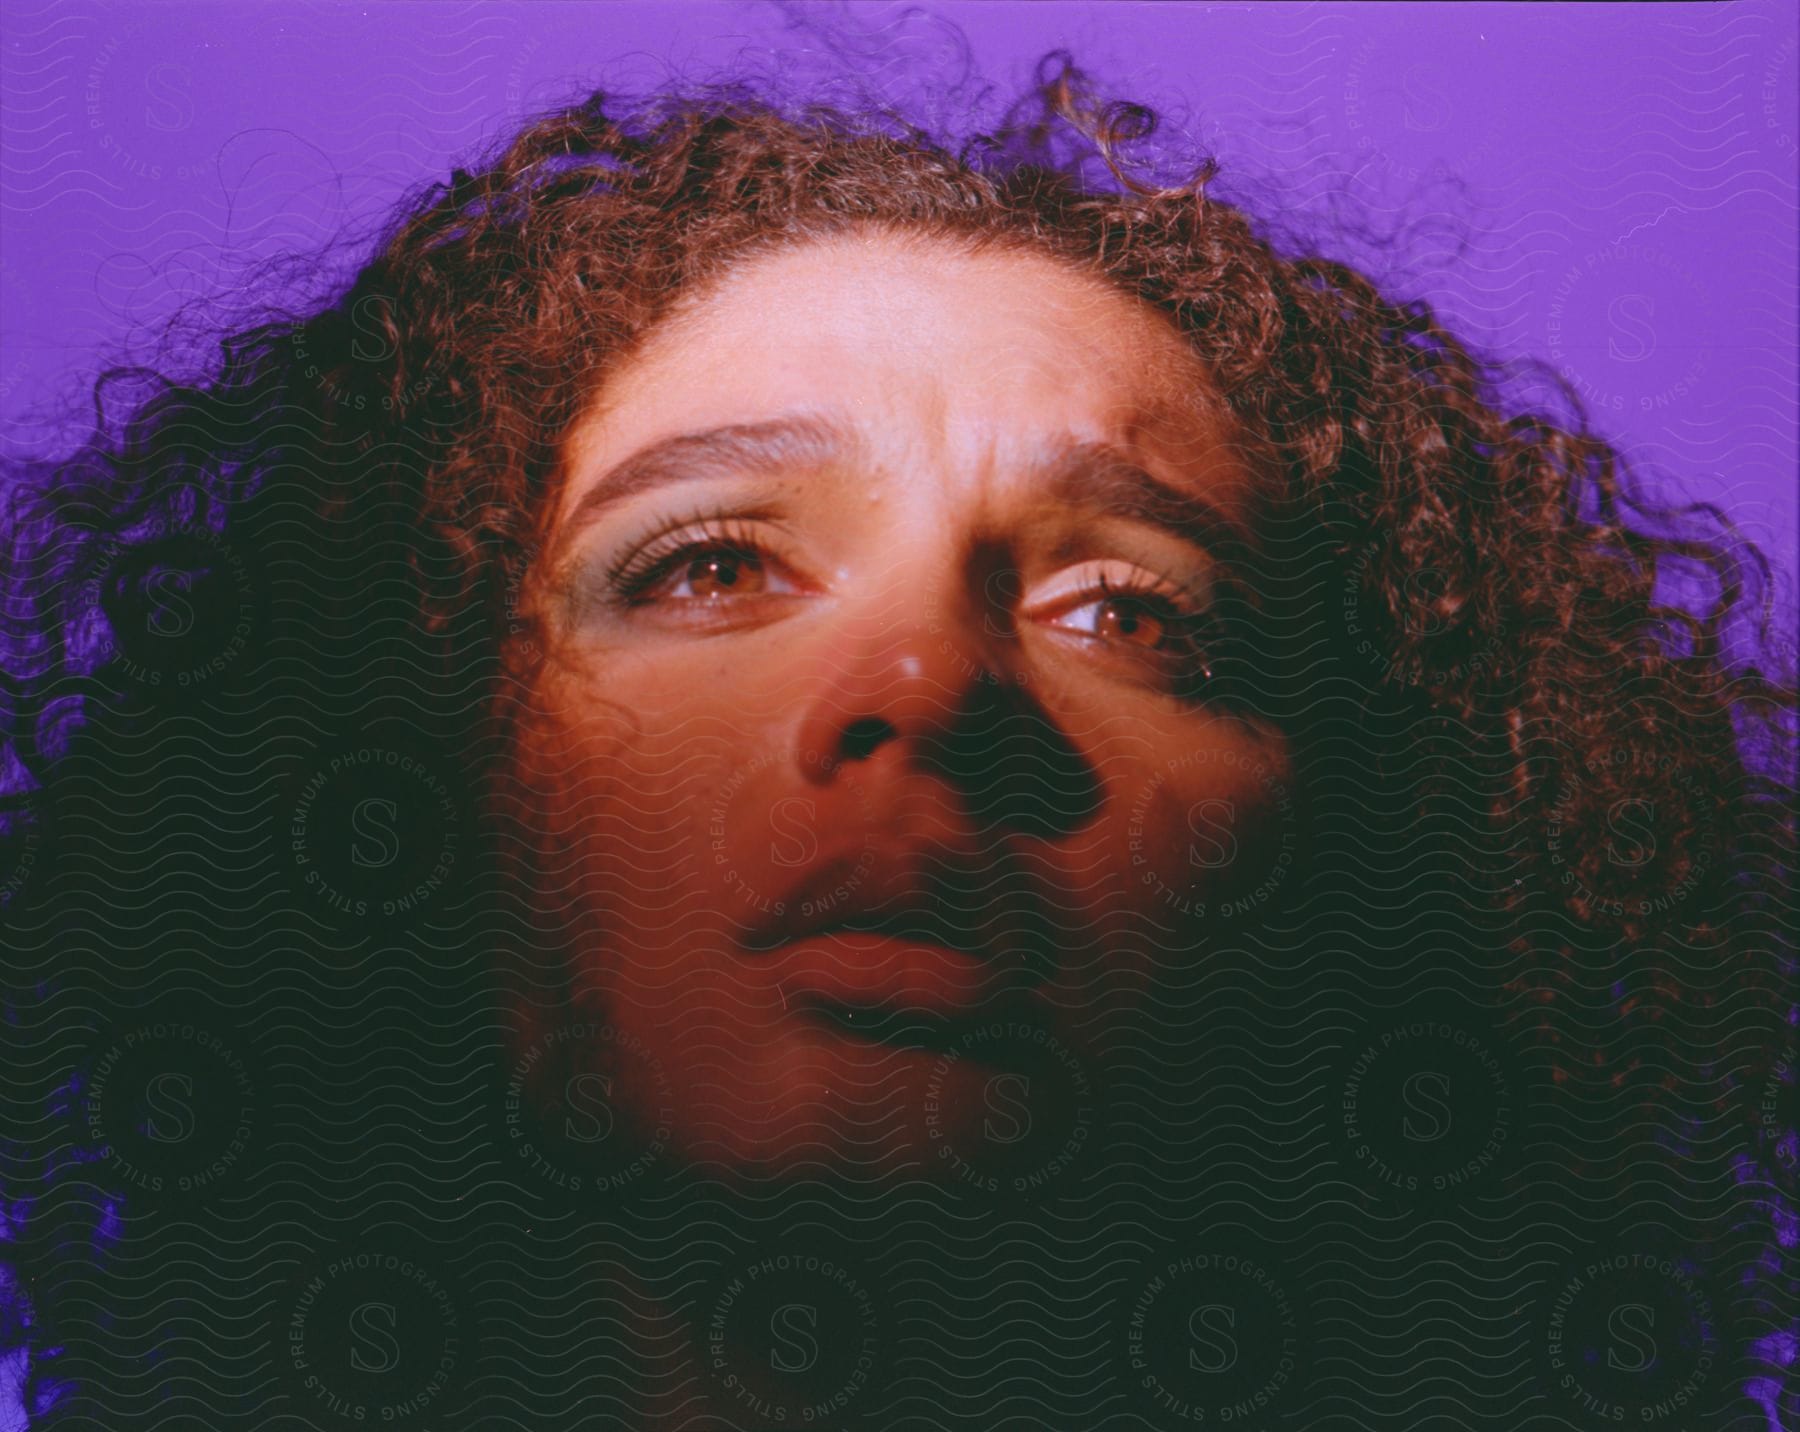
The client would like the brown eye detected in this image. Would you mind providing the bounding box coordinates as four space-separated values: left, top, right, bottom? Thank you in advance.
602 516 809 614
1054 589 1182 650
1094 595 1167 648
676 547 767 600
1036 571 1222 695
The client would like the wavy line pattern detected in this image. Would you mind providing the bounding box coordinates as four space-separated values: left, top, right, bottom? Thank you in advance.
2 3 1795 1431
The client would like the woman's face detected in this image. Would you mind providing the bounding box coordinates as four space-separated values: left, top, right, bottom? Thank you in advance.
515 228 1294 1178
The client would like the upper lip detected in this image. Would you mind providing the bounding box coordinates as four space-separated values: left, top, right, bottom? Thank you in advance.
745 859 1055 1014
793 899 1015 956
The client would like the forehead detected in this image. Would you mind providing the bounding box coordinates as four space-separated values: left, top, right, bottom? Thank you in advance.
558 229 1243 516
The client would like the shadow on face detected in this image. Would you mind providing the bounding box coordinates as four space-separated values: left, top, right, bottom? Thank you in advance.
506 227 1296 1182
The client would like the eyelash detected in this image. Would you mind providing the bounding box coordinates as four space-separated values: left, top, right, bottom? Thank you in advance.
1085 571 1222 675
603 506 791 604
594 510 1228 686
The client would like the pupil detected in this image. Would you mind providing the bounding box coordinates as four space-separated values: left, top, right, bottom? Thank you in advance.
692 553 738 589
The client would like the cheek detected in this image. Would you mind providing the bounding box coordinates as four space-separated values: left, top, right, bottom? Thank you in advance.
511 650 807 924
1078 729 1297 927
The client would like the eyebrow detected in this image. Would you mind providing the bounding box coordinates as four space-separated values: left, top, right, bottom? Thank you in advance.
1030 435 1258 566
561 415 853 537
559 412 1257 561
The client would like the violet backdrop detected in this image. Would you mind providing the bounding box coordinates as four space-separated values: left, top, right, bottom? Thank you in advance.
2 0 1795 631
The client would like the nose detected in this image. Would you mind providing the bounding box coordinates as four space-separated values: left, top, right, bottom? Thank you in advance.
790 571 1100 841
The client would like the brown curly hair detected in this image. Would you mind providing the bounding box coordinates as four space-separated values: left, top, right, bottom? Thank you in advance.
306 58 1797 929
5 51 1791 1057
4 50 1790 1022
4 49 1796 1428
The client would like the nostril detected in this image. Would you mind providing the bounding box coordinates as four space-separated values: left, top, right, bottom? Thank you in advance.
841 715 897 762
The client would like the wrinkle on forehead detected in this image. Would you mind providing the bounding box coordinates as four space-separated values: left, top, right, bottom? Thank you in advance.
551 226 1261 531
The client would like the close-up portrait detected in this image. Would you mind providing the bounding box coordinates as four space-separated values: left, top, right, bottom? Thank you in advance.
2 2 1796 1428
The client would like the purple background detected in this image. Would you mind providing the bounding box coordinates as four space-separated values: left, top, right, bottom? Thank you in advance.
2 0 1795 631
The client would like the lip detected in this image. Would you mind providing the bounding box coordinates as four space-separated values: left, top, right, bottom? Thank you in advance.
799 998 1048 1057
764 930 1060 1059
766 930 1004 1015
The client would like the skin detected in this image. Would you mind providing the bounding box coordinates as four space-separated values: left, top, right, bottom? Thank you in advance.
510 227 1295 1180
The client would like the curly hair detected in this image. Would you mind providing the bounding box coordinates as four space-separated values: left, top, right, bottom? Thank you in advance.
3 51 1794 1429
9 53 1792 961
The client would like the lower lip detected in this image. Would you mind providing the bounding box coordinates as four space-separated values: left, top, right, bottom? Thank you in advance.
765 931 1000 1015
799 999 1051 1059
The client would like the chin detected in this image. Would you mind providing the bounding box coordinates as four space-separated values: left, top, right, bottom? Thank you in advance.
637 1015 1101 1193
